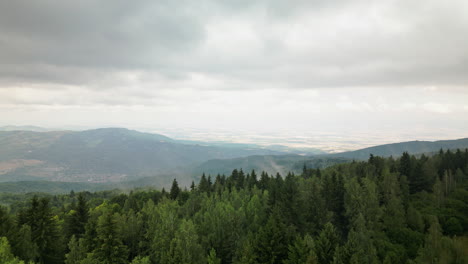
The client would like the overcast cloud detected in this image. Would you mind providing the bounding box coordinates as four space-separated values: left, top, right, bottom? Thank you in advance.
1 0 467 141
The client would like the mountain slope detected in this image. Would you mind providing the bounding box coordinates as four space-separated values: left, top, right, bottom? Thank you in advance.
329 138 468 160
193 137 468 177
194 155 350 177
0 128 283 183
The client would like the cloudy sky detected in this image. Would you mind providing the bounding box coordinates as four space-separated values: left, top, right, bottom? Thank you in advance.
1 0 468 142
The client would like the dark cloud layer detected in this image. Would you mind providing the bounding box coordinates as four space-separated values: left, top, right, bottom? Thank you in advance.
0 0 467 89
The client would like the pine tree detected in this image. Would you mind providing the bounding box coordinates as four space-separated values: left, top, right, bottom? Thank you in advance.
284 235 317 264
314 223 339 264
399 152 412 178
233 234 258 264
199 173 210 193
11 224 38 262
26 197 63 264
299 177 328 234
258 172 270 190
76 193 89 234
247 170 258 190
282 172 300 227
94 212 128 264
65 193 89 240
236 169 245 190
170 179 181 200
255 208 289 264
168 219 204 264
190 181 196 191
339 214 379 264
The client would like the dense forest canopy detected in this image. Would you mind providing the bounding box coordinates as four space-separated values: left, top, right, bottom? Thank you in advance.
1 149 468 264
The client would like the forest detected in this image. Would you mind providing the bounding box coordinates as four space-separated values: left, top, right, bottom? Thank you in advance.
1 149 467 264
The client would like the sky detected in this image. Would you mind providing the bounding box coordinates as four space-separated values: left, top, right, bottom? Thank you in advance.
1 0 468 146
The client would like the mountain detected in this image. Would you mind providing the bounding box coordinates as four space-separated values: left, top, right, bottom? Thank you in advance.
192 137 468 177
329 138 468 160
0 175 175 194
2 127 468 190
176 140 326 155
194 155 350 177
0 125 51 132
0 128 283 184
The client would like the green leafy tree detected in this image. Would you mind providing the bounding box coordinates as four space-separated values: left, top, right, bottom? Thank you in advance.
130 256 150 264
65 235 86 264
406 206 424 232
415 217 459 264
0 237 26 264
0 206 13 239
144 199 180 263
207 248 221 264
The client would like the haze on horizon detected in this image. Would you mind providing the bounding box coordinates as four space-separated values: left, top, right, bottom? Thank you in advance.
1 0 468 145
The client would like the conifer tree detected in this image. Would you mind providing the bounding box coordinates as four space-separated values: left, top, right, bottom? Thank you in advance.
399 152 412 178
170 179 180 200
336 214 379 264
236 169 245 190
233 234 258 264
284 235 317 264
65 193 89 240
247 170 258 190
314 222 339 264
199 173 210 193
190 181 195 191
168 219 204 264
255 208 289 264
94 212 128 264
11 224 38 262
25 197 63 264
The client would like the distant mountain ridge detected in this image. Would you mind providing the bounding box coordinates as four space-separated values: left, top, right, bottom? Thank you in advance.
0 128 284 184
194 155 350 177
329 138 468 160
0 125 51 132
1 127 468 192
191 137 468 178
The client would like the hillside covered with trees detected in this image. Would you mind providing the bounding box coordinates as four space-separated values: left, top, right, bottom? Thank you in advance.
1 149 468 264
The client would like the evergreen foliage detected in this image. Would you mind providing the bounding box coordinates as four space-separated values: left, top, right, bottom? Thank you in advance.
0 149 467 263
